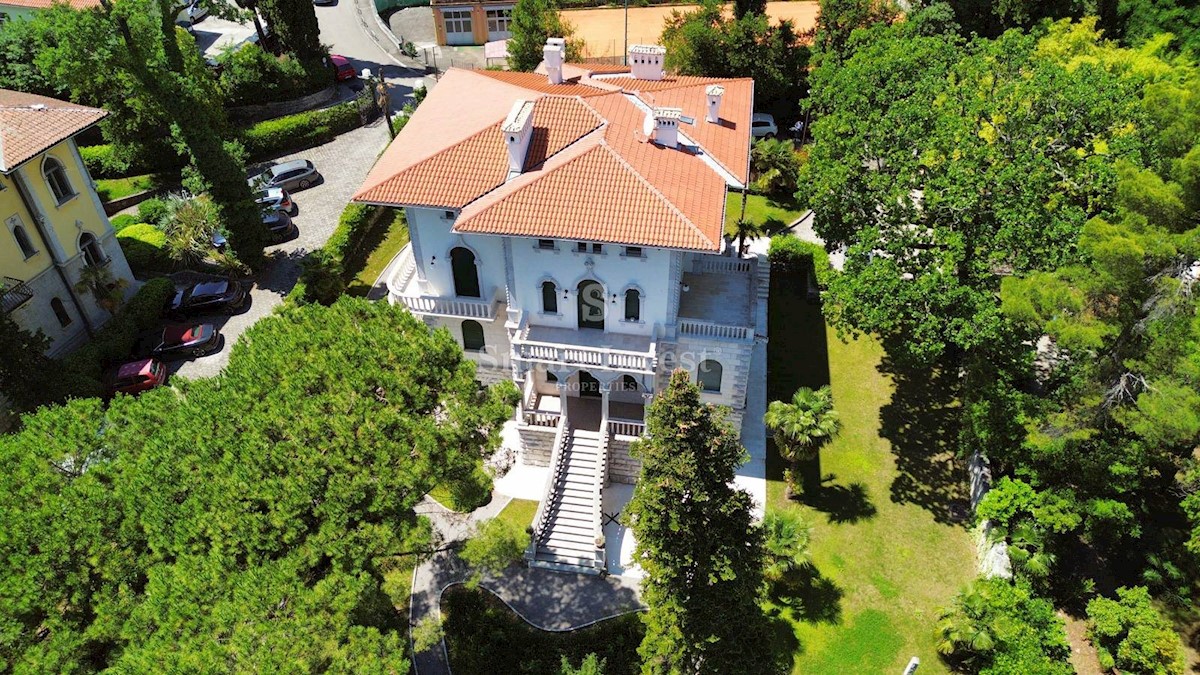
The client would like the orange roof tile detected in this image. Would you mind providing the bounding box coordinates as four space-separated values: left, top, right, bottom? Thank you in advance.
0 0 99 9
0 89 107 173
641 78 754 183
596 75 735 93
472 69 613 97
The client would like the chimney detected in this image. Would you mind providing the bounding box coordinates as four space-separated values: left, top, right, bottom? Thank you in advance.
628 44 666 81
652 107 682 148
705 85 724 124
544 37 565 85
502 99 535 174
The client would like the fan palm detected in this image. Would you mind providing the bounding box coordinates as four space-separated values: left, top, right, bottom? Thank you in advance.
733 218 765 255
761 510 812 583
936 585 996 666
74 264 127 314
763 385 841 494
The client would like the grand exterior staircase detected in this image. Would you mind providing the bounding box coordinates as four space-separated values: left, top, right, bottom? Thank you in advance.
528 422 608 574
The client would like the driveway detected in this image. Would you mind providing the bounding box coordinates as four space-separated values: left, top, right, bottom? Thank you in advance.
171 120 391 379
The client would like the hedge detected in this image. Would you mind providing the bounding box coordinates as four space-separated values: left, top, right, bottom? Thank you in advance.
299 203 390 304
768 233 836 287
110 214 139 232
63 277 175 391
137 198 170 226
117 224 171 277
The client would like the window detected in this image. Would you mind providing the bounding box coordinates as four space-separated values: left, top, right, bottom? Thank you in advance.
541 281 558 314
537 239 555 250
624 246 643 258
43 157 74 204
462 320 485 352
50 297 71 327
443 9 471 34
486 8 512 33
619 375 638 392
591 243 603 254
575 242 587 253
624 288 640 321
697 359 723 393
79 232 106 267
11 224 35 259
546 371 558 383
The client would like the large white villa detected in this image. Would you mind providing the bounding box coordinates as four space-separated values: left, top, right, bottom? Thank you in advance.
353 41 768 574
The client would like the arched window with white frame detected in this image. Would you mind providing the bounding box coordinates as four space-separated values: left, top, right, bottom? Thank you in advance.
43 156 74 204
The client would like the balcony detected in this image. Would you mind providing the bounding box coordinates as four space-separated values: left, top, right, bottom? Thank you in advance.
510 313 657 375
387 243 500 321
676 256 756 343
1 276 33 314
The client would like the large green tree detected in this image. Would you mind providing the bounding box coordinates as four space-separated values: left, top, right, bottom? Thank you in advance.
0 298 518 669
937 578 1072 674
257 0 323 62
624 369 778 674
506 0 581 72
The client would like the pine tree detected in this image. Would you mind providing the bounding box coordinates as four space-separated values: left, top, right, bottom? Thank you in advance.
624 369 778 674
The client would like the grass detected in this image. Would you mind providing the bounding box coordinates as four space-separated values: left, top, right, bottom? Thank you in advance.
497 498 538 532
442 586 644 675
95 173 168 202
725 191 807 237
346 210 409 297
764 270 976 674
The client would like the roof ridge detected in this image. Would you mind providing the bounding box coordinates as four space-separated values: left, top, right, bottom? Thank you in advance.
596 139 714 249
358 119 506 206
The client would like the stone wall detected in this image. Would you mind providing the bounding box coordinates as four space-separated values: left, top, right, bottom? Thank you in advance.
519 425 556 466
970 450 1013 579
226 85 339 124
608 436 640 484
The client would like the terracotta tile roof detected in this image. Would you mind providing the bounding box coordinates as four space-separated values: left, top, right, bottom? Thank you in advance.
354 67 753 251
0 0 99 9
0 89 107 173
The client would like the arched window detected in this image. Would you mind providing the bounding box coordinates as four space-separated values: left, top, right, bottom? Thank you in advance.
624 288 640 322
79 232 105 267
43 157 74 204
541 281 557 314
462 319 485 352
577 279 604 329
450 247 480 298
12 225 35 258
545 371 558 383
620 375 639 392
578 371 600 397
50 297 71 327
697 359 723 393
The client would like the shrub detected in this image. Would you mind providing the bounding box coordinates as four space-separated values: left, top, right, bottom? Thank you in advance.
444 466 493 512
459 518 530 579
137 198 170 226
299 248 346 305
117 224 171 277
239 99 365 158
218 44 327 107
80 143 182 179
768 233 835 286
1087 586 1185 675
62 277 175 389
110 214 138 232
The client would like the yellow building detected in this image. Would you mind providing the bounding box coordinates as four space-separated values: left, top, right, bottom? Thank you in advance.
1 89 136 357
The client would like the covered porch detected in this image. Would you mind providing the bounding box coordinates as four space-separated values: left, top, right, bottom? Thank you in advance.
519 367 650 438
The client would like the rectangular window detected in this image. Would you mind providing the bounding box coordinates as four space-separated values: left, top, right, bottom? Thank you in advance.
591 243 603 254
575 242 587 253
442 9 472 34
537 239 555 250
486 8 512 33
624 246 642 258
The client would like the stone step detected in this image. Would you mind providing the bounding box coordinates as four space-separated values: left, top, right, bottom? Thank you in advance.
547 530 598 546
549 521 595 536
552 495 594 510
573 430 602 439
531 552 600 574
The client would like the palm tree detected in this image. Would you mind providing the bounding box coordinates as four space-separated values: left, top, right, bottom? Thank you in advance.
936 585 997 668
733 218 765 256
761 510 812 583
74 264 127 315
764 385 841 495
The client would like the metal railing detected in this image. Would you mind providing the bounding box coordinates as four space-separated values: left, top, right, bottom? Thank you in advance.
607 417 646 438
593 430 610 569
1 277 33 314
677 318 753 342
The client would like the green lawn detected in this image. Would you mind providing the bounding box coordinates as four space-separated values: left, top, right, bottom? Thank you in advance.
95 174 167 202
725 191 807 237
765 271 976 674
497 498 538 532
346 210 409 297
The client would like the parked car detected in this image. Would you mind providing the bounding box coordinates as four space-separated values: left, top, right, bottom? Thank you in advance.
105 358 167 396
254 159 321 192
257 187 295 214
211 230 228 251
138 323 222 359
313 0 337 6
751 113 778 139
262 209 295 243
167 279 246 318
176 0 208 24
330 54 356 82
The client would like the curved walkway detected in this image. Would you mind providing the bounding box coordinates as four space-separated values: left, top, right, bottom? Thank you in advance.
411 494 645 675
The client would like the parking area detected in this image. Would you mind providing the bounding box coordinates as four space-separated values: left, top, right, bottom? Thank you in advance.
170 118 392 380
189 14 258 60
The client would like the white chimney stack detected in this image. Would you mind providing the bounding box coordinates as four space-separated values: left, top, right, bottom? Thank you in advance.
502 99 535 174
544 37 565 85
653 107 682 148
705 84 724 124
629 44 666 81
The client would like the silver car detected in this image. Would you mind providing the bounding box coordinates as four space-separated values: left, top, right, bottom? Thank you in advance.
258 159 321 192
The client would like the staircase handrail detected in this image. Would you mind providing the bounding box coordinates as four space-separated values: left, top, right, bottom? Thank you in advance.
593 430 610 568
529 417 570 546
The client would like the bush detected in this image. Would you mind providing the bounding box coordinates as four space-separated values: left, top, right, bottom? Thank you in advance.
444 466 493 512
137 198 170 226
218 44 328 107
117 224 171 277
80 143 182 179
460 518 530 578
768 233 835 287
299 248 345 305
240 98 366 158
110 214 138 232
1087 586 1185 675
62 277 175 388
299 204 390 304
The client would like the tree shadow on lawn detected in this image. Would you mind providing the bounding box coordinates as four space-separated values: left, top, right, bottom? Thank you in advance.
795 472 878 525
877 356 971 527
768 563 845 626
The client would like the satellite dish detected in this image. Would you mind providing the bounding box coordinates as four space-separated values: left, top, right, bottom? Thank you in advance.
642 113 655 138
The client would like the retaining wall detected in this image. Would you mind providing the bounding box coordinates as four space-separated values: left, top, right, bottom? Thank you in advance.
519 425 556 466
227 85 339 124
608 436 640 484
970 450 1013 579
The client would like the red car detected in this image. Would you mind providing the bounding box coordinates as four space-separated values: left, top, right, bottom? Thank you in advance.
330 54 356 82
106 358 167 396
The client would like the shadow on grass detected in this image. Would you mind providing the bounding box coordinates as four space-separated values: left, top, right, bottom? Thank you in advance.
769 563 845 625
795 475 877 525
766 271 830 402
878 356 971 526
